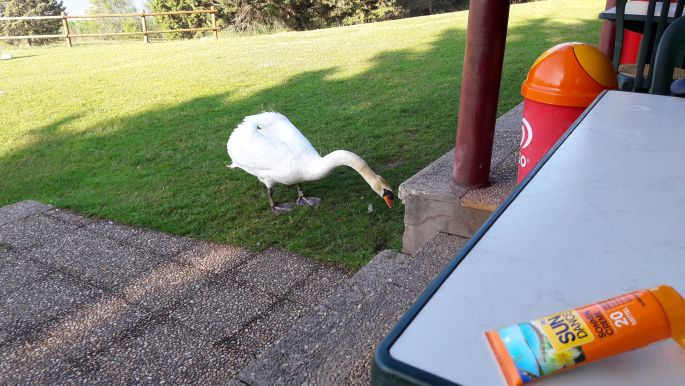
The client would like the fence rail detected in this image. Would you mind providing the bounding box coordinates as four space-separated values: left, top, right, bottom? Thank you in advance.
0 8 219 46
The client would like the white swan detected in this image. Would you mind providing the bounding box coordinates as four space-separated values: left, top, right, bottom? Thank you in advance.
227 112 394 213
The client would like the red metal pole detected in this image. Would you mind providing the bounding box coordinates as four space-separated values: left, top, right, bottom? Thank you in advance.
453 0 510 188
599 0 617 58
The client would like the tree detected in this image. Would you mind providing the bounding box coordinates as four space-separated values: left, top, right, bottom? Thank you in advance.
86 0 140 35
149 0 212 38
0 0 66 45
333 0 405 26
227 0 404 31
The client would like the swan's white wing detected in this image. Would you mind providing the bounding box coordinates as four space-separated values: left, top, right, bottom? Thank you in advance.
243 112 320 157
227 121 293 172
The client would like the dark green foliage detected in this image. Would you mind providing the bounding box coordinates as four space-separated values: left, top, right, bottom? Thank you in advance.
169 0 405 32
332 0 405 26
223 0 534 32
397 0 468 16
0 0 66 45
149 0 212 38
398 0 535 17
151 0 535 34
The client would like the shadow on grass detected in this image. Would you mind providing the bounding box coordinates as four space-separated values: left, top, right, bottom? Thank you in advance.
1 17 600 267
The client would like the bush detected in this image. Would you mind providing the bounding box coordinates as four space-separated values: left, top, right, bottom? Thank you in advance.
149 0 212 38
336 0 406 26
212 0 405 32
0 0 66 45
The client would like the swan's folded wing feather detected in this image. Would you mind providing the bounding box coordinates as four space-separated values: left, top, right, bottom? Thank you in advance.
244 112 320 156
227 122 293 171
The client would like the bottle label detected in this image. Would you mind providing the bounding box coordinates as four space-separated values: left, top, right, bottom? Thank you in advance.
486 289 671 386
493 318 589 383
539 310 595 352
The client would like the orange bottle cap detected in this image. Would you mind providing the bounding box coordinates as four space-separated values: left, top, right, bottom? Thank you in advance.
650 285 685 348
521 42 618 107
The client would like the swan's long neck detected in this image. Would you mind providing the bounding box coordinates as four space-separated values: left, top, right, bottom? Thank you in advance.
306 150 378 187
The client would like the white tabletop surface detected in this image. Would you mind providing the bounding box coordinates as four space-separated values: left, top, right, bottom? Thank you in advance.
389 91 685 386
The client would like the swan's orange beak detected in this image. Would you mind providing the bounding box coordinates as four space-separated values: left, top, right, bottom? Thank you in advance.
383 195 393 208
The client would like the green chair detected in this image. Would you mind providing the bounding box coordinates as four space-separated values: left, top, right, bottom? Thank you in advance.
650 15 685 95
613 0 685 91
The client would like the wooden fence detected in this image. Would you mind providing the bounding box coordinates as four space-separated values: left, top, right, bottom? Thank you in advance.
0 8 219 46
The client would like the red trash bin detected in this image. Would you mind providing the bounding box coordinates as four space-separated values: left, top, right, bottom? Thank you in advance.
621 30 642 64
518 43 618 182
620 1 680 65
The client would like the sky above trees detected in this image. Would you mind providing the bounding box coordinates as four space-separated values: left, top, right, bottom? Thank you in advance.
62 0 145 14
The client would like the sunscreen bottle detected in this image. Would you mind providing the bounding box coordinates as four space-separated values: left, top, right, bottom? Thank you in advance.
486 285 685 386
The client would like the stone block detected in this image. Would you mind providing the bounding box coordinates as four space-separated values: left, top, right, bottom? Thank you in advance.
170 280 277 340
0 272 102 345
0 201 52 227
235 248 319 297
85 219 197 258
25 228 166 291
0 252 50 299
83 318 218 385
234 282 416 386
287 265 350 307
174 241 254 275
0 213 80 251
43 208 95 227
398 103 522 253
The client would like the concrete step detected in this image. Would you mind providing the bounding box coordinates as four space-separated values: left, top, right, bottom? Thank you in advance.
398 103 522 253
231 232 468 386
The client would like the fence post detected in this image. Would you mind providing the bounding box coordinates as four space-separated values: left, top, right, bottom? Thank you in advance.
211 7 218 39
61 12 72 47
141 15 149 44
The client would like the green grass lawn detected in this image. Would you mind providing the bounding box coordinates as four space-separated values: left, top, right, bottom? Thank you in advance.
0 0 605 268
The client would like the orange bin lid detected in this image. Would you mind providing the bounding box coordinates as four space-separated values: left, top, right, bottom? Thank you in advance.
521 42 618 107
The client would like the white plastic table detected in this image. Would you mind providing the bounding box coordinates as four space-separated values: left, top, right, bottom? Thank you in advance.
373 91 685 386
600 1 681 23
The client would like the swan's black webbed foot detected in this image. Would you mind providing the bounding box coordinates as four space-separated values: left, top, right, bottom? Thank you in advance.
296 196 321 206
271 202 295 214
296 185 321 207
268 187 293 214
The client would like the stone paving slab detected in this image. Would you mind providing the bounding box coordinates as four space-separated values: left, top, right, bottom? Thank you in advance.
43 207 96 227
0 251 50 299
0 302 153 385
0 200 52 227
0 271 103 345
175 242 254 275
233 232 468 386
85 219 198 258
0 200 349 385
119 243 256 314
288 265 351 306
119 259 205 312
171 279 278 340
235 281 416 386
218 299 310 359
369 232 468 293
82 317 225 385
0 213 81 251
25 227 168 292
235 247 320 297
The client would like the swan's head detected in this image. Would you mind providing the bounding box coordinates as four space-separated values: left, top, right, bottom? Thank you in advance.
372 176 394 208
